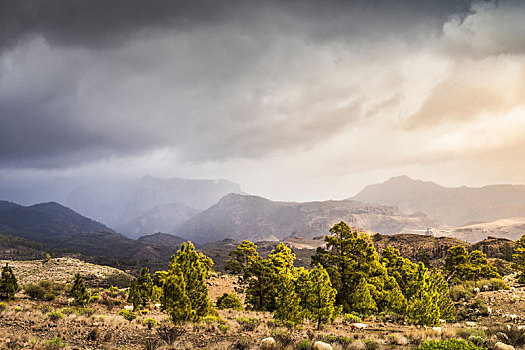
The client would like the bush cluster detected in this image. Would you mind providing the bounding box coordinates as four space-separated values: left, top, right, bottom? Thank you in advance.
24 280 64 301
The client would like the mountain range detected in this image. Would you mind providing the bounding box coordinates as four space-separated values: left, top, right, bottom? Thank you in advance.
2 174 525 269
65 176 242 236
352 175 525 226
176 193 442 243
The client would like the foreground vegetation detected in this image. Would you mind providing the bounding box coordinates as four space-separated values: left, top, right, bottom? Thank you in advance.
1 221 525 349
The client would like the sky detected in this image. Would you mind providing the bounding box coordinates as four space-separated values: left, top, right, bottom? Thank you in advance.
2 0 525 203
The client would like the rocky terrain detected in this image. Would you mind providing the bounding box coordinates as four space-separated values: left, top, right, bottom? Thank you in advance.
437 218 525 243
177 194 443 243
352 176 525 227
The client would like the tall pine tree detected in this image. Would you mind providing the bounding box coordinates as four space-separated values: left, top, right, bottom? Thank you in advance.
312 221 406 315
70 273 89 307
162 264 192 323
172 242 211 319
304 264 341 329
0 263 18 300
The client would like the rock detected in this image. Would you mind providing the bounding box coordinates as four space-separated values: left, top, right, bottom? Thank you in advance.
465 322 477 327
495 342 515 350
314 341 334 350
391 334 408 345
432 327 442 334
352 322 368 330
349 340 366 350
260 337 276 349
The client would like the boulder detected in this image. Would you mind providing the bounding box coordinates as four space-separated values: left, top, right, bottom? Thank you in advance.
313 341 333 350
495 342 515 350
261 337 276 349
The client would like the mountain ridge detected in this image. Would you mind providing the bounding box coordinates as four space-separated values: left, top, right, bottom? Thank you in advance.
352 176 525 226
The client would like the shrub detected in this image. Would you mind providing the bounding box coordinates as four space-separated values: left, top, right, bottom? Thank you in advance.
202 315 220 324
25 281 64 300
298 339 311 350
60 307 95 317
490 325 525 347
364 339 380 350
143 338 162 350
468 336 486 348
156 325 185 345
343 313 363 323
449 284 473 302
39 305 53 314
456 328 486 340
144 318 158 330
24 284 46 299
47 311 64 321
418 339 485 350
119 309 137 322
0 302 6 312
236 317 260 331
218 323 229 334
271 330 295 347
43 337 66 349
216 293 243 310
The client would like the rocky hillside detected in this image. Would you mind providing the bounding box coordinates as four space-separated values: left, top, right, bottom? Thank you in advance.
0 200 114 244
352 175 525 226
66 176 242 235
437 218 525 243
177 194 443 243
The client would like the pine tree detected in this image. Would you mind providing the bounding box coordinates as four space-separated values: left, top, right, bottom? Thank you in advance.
350 276 377 316
512 235 525 283
0 263 18 300
225 240 259 276
312 221 406 315
173 242 211 319
304 264 341 329
70 273 89 307
136 267 154 307
245 257 276 311
162 264 192 323
430 268 456 322
443 246 499 282
127 278 143 310
273 272 304 326
406 263 440 326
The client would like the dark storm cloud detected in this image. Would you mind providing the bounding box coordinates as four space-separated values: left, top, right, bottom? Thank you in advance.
0 0 474 52
0 0 486 168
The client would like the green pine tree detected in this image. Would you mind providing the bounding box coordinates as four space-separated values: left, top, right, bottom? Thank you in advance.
173 242 211 319
244 257 276 311
273 272 304 326
162 264 193 323
304 264 341 329
406 263 440 326
127 279 143 310
512 235 525 283
0 263 18 300
312 221 406 315
443 246 500 282
70 273 89 307
430 268 456 322
225 240 260 276
136 267 154 307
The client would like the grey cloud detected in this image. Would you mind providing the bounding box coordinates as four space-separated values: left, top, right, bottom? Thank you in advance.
0 0 475 53
0 0 486 168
